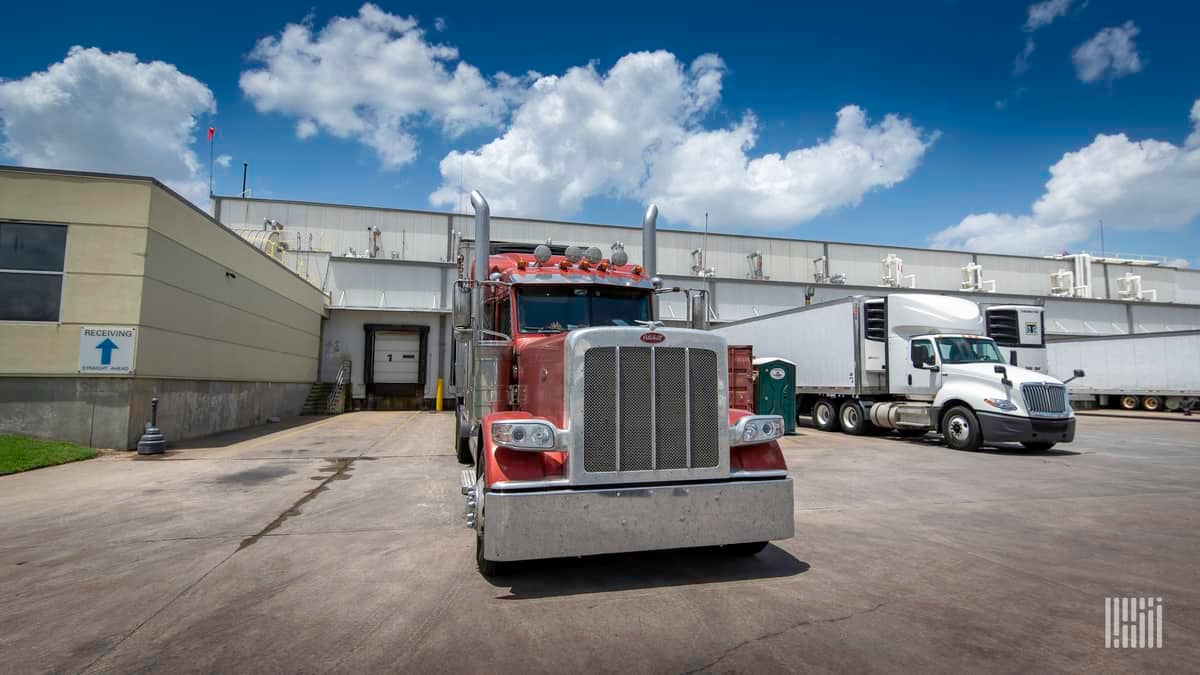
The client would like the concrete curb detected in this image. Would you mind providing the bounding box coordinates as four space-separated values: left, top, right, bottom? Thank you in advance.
1075 410 1200 423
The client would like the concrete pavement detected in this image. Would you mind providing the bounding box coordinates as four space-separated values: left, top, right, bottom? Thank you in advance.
1 412 1197 673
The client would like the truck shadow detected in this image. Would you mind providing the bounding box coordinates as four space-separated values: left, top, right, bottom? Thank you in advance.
487 544 809 598
898 434 1080 456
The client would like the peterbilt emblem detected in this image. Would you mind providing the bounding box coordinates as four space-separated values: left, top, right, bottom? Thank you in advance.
640 332 666 344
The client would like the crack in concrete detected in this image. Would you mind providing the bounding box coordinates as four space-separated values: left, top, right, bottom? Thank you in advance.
681 601 890 674
237 458 355 551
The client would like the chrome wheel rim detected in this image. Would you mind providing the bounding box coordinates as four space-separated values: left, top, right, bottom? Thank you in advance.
947 415 970 443
842 406 859 429
816 403 832 426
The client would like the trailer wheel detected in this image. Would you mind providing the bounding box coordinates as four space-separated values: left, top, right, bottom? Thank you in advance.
838 400 870 435
812 399 840 432
941 406 982 451
454 402 472 464
1141 396 1162 412
1119 395 1140 410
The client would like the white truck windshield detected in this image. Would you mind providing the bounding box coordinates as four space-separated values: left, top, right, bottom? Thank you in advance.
936 336 1006 364
517 286 652 333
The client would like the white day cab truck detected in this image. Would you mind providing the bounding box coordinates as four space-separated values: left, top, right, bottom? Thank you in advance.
714 294 1084 451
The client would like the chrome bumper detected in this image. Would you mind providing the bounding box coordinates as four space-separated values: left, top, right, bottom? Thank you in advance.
481 477 794 562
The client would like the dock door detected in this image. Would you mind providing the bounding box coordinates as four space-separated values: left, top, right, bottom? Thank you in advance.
364 325 428 408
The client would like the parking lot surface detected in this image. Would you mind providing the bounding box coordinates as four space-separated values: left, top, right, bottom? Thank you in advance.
1 412 1196 673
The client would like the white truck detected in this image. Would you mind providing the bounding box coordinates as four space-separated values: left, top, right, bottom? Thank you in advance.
1047 330 1200 412
714 294 1082 451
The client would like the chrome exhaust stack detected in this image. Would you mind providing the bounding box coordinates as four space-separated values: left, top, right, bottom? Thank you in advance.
641 204 658 276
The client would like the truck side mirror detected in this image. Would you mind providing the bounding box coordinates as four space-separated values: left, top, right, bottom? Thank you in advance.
993 364 1012 386
1063 368 1085 384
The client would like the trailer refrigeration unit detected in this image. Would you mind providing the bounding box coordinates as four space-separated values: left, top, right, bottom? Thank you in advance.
1047 330 1200 412
453 192 793 575
713 294 1081 451
983 305 1047 373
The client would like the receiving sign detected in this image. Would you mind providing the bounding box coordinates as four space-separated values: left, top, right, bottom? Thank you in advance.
79 326 137 374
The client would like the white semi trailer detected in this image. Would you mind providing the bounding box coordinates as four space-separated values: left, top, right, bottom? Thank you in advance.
714 294 1081 451
1047 330 1200 412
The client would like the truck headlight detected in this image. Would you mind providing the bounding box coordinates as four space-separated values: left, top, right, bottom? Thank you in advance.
730 415 785 446
983 398 1019 411
491 421 557 450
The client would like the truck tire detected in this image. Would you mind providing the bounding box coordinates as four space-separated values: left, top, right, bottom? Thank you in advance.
941 406 982 451
812 399 840 432
454 403 473 464
838 400 870 435
1141 396 1162 412
1119 395 1140 410
1021 441 1056 451
721 541 769 556
474 465 509 577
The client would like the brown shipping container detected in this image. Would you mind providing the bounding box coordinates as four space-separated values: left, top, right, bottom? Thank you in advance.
728 344 755 412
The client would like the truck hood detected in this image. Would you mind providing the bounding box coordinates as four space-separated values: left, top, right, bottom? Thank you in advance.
942 362 1065 388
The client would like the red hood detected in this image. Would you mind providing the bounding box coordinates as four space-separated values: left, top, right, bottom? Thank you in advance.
514 333 568 428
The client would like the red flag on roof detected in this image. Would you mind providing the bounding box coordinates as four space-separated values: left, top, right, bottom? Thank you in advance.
207 127 215 142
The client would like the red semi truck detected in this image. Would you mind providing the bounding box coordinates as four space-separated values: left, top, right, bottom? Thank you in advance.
453 191 794 575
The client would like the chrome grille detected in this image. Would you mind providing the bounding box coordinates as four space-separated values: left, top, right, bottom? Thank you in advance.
1022 382 1068 416
582 345 721 473
582 348 617 472
655 348 688 470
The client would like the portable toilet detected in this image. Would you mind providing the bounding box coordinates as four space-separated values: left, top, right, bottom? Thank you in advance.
754 357 797 434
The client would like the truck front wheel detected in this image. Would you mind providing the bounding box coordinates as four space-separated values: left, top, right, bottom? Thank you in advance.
454 403 472 465
812 399 840 432
942 406 982 451
838 400 871 435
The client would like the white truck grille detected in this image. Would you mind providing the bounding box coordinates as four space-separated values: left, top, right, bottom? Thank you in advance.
1022 382 1068 416
582 346 720 472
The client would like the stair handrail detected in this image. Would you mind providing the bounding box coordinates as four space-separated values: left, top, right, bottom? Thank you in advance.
326 360 351 414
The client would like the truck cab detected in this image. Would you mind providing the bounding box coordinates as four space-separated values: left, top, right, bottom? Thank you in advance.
454 193 794 575
879 295 1075 450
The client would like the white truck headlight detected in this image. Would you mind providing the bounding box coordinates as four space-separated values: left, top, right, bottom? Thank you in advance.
491 421 557 450
730 415 785 446
983 398 1019 412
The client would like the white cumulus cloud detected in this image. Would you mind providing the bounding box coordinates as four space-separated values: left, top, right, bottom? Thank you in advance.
1024 0 1075 32
1072 21 1145 83
0 46 216 204
215 154 232 168
430 51 936 230
932 99 1200 254
239 3 526 168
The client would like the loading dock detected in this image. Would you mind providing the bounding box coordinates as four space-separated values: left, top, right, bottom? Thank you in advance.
363 324 428 408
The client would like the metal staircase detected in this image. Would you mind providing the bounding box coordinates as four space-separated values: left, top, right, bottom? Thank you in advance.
301 361 351 415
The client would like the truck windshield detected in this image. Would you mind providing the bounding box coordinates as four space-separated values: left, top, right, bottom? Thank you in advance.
936 337 1005 364
517 286 652 333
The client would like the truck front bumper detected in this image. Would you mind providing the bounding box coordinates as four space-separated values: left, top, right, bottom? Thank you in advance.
977 412 1076 444
482 477 794 562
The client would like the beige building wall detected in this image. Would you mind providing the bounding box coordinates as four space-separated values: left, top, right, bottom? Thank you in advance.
0 170 150 375
1 168 329 448
138 185 327 382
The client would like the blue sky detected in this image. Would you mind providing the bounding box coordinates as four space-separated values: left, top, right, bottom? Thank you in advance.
1 0 1197 262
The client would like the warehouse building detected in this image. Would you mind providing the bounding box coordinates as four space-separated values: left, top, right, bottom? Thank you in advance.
0 167 328 449
211 193 1200 411
4 164 1200 447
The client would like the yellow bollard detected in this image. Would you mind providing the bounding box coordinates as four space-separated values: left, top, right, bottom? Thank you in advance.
435 378 444 412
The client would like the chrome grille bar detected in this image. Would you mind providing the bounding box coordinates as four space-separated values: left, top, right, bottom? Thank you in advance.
1022 382 1068 416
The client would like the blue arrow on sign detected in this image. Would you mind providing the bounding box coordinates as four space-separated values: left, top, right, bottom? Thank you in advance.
96 338 118 365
